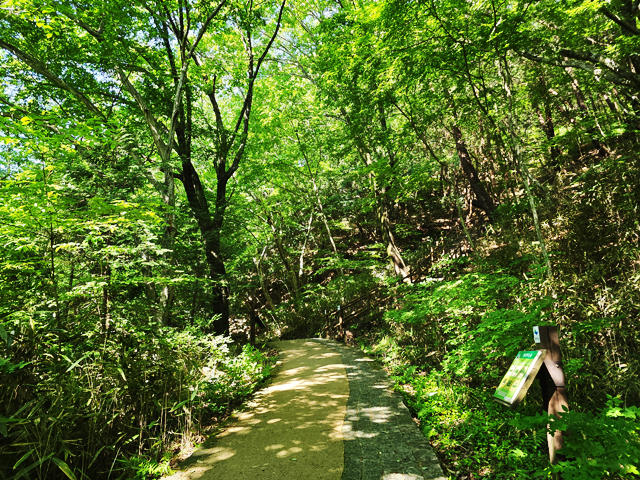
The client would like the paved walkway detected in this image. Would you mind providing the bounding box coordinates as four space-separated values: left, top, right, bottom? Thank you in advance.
313 339 446 480
164 339 445 480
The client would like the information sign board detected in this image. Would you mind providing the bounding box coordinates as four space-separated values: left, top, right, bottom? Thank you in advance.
494 350 546 408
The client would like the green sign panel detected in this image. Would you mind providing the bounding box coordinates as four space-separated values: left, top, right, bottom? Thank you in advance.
494 350 545 407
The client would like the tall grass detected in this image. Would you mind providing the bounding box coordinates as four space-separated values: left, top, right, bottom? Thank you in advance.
0 319 274 480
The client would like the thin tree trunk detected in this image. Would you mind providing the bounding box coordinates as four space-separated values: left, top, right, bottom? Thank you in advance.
340 106 410 280
534 77 562 169
157 168 176 326
265 211 300 295
370 172 410 279
254 246 276 312
566 68 608 156
454 179 475 252
499 55 553 278
296 132 343 274
299 212 314 278
308 173 342 273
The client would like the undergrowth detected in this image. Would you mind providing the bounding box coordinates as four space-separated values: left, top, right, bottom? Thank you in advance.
0 322 275 480
360 254 640 478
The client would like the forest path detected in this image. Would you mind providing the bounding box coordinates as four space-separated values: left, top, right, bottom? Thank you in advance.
163 339 446 480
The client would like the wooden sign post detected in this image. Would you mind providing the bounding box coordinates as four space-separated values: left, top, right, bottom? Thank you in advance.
534 325 569 473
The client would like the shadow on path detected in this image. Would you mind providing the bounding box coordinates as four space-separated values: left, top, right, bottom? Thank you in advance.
313 339 446 480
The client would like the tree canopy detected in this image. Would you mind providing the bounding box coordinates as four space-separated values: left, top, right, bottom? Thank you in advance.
2 0 640 477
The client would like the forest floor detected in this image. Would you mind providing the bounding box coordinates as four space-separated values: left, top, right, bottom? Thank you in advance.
162 339 446 480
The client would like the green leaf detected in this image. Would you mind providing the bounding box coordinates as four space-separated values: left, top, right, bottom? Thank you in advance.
13 454 52 479
65 352 93 372
169 399 189 413
13 449 35 470
52 457 78 480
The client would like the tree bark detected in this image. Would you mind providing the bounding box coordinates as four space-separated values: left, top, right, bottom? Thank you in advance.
378 197 409 278
302 154 342 275
179 155 230 335
533 77 562 169
498 55 553 278
451 125 497 223
254 247 276 313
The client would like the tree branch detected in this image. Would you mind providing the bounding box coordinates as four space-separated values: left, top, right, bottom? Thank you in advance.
559 48 640 85
0 39 105 118
520 51 638 88
227 0 287 178
114 66 171 158
600 6 640 35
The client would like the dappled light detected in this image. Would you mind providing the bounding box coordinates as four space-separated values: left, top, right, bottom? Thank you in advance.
163 340 348 480
3 0 640 476
163 339 446 480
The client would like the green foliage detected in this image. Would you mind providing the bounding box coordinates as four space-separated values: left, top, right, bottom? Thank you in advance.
516 397 640 479
443 303 550 381
116 454 173 479
382 270 535 376
201 343 275 413
0 321 275 479
2 0 640 479
390 366 548 479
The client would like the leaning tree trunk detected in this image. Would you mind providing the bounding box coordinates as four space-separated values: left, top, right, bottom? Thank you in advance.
566 68 608 157
378 199 410 279
366 170 410 280
451 125 497 223
498 55 554 279
534 77 562 169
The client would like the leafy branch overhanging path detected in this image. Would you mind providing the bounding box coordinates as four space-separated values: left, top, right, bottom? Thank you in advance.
163 339 446 480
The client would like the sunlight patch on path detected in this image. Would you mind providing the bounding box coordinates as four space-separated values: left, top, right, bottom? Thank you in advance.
163 339 348 480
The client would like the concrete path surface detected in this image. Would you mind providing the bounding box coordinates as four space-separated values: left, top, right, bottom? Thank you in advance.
163 339 446 480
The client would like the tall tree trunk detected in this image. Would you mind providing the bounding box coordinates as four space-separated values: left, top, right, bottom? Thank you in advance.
367 171 409 279
254 247 276 313
264 209 300 295
180 157 231 335
451 125 497 223
157 170 176 326
207 229 230 336
340 105 410 280
379 201 409 278
534 77 562 169
454 178 475 252
299 213 314 279
303 157 342 275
